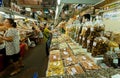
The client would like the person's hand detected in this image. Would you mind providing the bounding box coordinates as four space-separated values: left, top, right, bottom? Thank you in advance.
0 37 4 44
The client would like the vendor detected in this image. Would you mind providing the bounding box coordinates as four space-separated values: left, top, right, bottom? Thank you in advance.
43 23 52 56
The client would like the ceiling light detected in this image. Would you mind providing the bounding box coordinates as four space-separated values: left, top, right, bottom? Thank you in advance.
57 0 61 5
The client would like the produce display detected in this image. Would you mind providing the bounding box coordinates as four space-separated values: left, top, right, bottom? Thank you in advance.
46 32 120 77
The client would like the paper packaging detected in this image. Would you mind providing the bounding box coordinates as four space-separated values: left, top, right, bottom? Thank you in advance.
66 64 84 75
80 61 100 70
64 56 78 66
49 53 61 62
77 54 94 62
46 61 64 77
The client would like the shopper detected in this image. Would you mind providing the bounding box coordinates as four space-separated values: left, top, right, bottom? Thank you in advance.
30 26 39 45
38 25 44 44
0 18 22 76
43 23 52 56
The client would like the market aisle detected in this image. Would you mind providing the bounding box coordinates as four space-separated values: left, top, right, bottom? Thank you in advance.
11 42 48 78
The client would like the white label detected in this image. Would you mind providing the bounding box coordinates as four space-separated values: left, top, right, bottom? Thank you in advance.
71 67 77 74
83 37 85 41
82 56 86 60
91 27 94 31
67 57 72 61
64 48 66 51
87 40 90 44
93 42 97 46
88 63 93 66
79 36 81 39
113 59 118 64
53 55 56 59
64 51 68 55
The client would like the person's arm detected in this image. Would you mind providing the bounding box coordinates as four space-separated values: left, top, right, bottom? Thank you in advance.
0 38 4 44
45 28 54 33
0 36 13 42
0 26 7 31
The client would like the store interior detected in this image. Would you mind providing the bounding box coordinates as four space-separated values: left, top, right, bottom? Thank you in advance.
0 0 120 78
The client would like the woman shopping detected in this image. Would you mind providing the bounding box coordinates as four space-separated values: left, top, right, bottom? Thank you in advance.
0 18 23 76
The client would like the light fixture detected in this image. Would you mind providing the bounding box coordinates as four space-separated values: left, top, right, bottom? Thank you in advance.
57 0 61 5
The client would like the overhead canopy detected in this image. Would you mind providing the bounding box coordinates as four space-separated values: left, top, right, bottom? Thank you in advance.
61 0 105 5
54 0 105 25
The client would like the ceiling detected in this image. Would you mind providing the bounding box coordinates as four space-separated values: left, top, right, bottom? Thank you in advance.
16 0 56 9
60 0 105 5
95 0 119 8
55 0 105 20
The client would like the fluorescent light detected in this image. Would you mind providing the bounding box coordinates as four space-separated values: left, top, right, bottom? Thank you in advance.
57 0 61 5
55 6 59 19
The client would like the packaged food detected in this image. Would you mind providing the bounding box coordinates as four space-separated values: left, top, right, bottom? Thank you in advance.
65 64 84 75
46 61 64 77
91 37 109 57
50 50 60 55
63 56 78 66
112 32 120 44
61 48 73 59
77 54 93 62
49 53 61 62
80 61 100 70
72 49 84 55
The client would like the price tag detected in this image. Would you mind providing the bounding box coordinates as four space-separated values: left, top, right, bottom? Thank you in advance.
88 63 93 66
113 59 118 64
82 56 86 60
93 42 97 46
82 37 85 41
79 36 81 39
71 67 77 74
64 51 68 55
67 57 72 61
64 48 66 51
53 55 57 59
91 27 94 31
87 40 90 44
